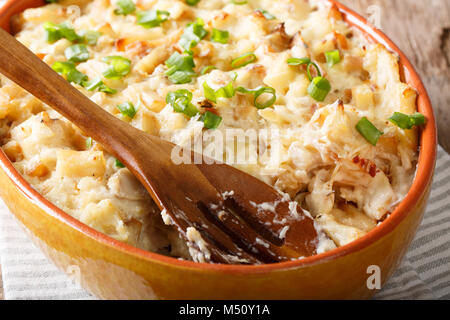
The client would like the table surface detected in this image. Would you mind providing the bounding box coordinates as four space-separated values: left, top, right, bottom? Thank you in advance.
0 0 449 300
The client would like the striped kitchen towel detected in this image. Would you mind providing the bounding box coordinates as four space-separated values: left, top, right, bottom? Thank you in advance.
0 146 449 300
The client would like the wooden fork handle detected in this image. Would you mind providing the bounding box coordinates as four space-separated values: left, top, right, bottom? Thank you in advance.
0 28 143 162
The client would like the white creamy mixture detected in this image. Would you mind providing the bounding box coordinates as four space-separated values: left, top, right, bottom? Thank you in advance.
0 0 419 262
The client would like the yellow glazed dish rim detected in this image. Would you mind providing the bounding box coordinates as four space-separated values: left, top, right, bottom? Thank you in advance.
0 0 438 274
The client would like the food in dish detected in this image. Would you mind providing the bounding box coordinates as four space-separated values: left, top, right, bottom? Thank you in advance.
0 0 424 263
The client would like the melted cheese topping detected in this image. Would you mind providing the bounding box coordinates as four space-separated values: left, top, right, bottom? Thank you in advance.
0 0 418 262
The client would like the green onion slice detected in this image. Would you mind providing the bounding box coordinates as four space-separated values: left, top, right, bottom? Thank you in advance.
83 78 117 94
83 79 103 91
80 30 101 45
65 44 89 62
287 57 311 65
117 102 137 119
52 61 87 85
44 22 100 45
200 65 216 75
178 18 208 52
137 10 170 28
102 56 131 79
203 82 217 103
201 111 222 129
325 50 341 67
236 86 276 109
54 21 81 42
253 87 277 109
98 84 118 94
166 89 199 117
165 52 196 84
356 117 384 146
232 0 247 4
216 82 235 100
44 21 83 43
211 28 229 44
186 0 201 5
389 112 426 130
287 57 321 81
169 71 193 84
114 0 136 15
256 9 276 20
115 159 126 168
86 137 93 149
43 22 62 43
307 76 331 102
203 82 235 103
231 52 257 69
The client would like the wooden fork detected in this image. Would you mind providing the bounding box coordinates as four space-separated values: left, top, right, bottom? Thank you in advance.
0 28 322 264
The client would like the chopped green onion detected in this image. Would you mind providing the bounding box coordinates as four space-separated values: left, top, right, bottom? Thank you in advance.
410 113 426 126
43 22 62 43
178 18 208 52
102 56 131 79
83 79 103 91
114 0 136 15
325 50 341 67
201 65 216 75
165 52 195 73
44 21 83 43
256 9 276 20
44 22 101 45
203 82 217 103
117 102 137 119
45 0 59 3
52 61 87 85
80 30 101 45
201 111 222 129
389 112 426 130
236 86 276 109
307 76 330 102
170 71 194 84
232 0 247 4
215 82 235 100
166 89 199 117
186 0 201 5
287 57 321 81
231 52 257 69
137 10 170 28
65 44 89 62
56 21 82 42
203 82 236 103
305 63 321 81
253 87 277 109
356 117 384 146
115 159 126 168
165 52 196 84
86 137 93 149
288 57 330 100
211 28 229 44
83 78 117 94
287 57 311 65
98 84 118 94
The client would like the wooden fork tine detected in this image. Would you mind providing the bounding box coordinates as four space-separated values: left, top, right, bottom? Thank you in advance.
161 202 259 264
196 162 319 257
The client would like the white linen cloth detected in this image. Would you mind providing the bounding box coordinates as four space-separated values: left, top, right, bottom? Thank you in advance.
0 146 449 300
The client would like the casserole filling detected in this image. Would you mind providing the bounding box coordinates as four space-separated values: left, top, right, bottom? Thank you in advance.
0 0 421 262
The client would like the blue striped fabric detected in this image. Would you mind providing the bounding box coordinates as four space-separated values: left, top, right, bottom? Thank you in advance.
374 146 450 300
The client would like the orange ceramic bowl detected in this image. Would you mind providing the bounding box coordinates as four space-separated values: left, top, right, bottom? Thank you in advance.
0 0 437 299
